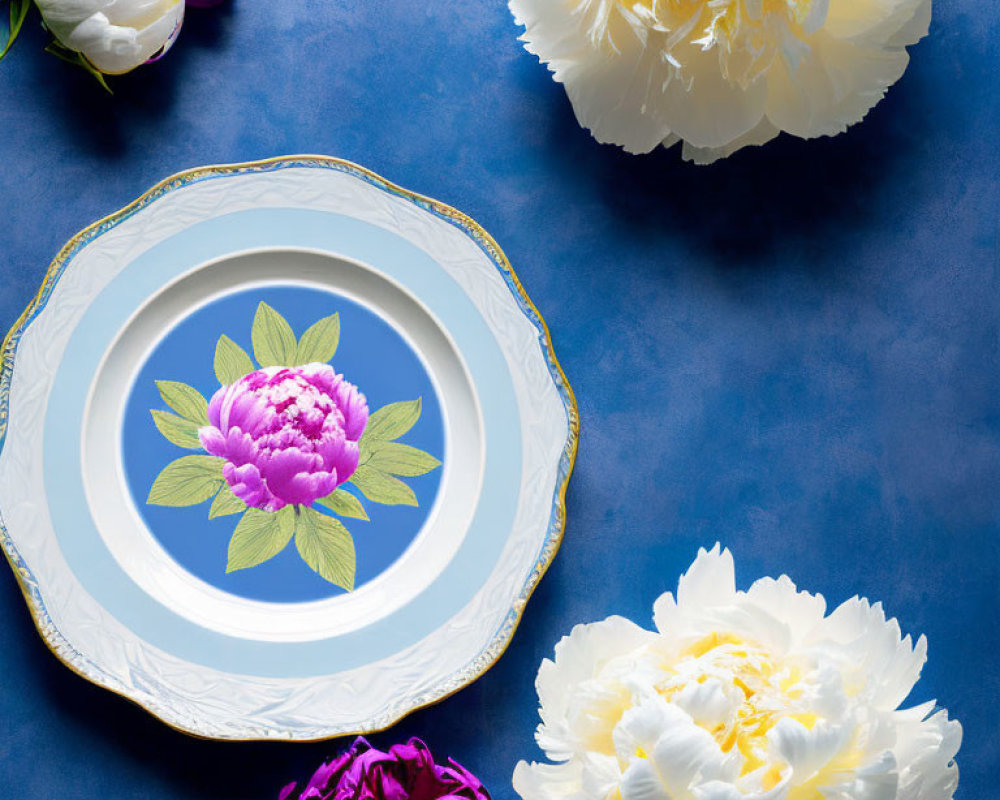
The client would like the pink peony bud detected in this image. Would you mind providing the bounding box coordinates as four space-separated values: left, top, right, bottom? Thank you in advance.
199 365 369 512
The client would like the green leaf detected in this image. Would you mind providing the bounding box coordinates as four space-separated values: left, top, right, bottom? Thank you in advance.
294 313 340 365
156 380 209 424
209 483 246 519
349 465 418 507
251 302 297 367
150 409 203 449
1 0 30 62
363 441 441 477
214 334 255 385
362 398 422 442
43 41 112 93
147 455 224 507
295 506 356 590
315 488 369 521
226 506 295 573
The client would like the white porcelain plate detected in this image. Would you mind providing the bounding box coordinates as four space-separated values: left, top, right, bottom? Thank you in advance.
0 157 577 740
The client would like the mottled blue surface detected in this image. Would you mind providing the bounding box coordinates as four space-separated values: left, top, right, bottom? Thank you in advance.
0 2 997 799
124 285 444 603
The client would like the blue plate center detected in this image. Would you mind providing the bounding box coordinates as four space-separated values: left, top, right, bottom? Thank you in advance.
122 285 444 603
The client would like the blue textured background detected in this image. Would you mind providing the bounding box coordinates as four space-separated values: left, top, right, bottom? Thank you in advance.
0 2 996 799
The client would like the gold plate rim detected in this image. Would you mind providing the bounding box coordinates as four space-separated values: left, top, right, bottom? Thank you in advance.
0 155 580 742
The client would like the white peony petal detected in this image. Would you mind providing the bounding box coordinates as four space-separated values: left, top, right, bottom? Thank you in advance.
681 118 780 164
694 777 793 800
661 132 682 149
803 0 831 34
32 0 104 32
821 750 899 800
510 0 675 154
103 0 179 27
536 616 657 760
824 0 928 46
102 0 182 73
655 44 768 149
580 753 623 799
620 759 670 800
651 591 680 635
732 765 793 800
62 12 137 54
769 718 849 782
893 708 962 800
692 600 794 654
887 0 932 47
615 697 737 795
32 0 104 50
874 632 927 710
613 695 677 763
513 760 586 800
560 51 676 154
651 715 739 792
690 781 744 800
744 575 827 648
814 595 875 644
812 597 927 709
671 679 740 727
674 543 737 613
764 30 910 139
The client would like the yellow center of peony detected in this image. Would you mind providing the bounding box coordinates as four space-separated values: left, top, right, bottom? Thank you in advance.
593 0 826 87
655 634 816 784
638 632 868 798
629 0 819 28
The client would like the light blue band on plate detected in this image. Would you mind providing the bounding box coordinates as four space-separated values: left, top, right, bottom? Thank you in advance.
45 207 521 679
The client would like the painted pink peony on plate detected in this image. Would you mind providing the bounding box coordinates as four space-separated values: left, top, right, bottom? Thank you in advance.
279 737 491 800
147 301 440 590
199 365 369 512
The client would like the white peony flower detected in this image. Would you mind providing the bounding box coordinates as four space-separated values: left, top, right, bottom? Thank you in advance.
508 0 932 163
35 0 185 74
514 545 961 800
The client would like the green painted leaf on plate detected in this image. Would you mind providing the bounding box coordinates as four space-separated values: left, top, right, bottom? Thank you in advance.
295 506 356 590
156 380 209 424
214 334 255 385
362 398 422 442
150 409 203 449
315 488 369 521
363 441 441 477
294 313 340 366
209 483 246 519
226 506 295 572
147 455 224 507
349 465 418 507
251 301 297 368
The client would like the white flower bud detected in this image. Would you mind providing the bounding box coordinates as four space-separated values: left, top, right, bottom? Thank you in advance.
35 0 185 74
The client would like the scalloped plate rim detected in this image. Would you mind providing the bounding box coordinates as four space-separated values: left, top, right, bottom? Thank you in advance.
0 155 580 741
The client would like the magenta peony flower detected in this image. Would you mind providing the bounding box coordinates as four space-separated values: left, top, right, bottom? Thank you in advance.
199 364 369 512
279 737 491 800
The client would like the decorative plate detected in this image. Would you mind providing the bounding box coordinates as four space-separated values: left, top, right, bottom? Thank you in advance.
0 157 578 740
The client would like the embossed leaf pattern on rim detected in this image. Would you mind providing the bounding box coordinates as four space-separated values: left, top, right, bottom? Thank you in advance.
0 156 580 741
